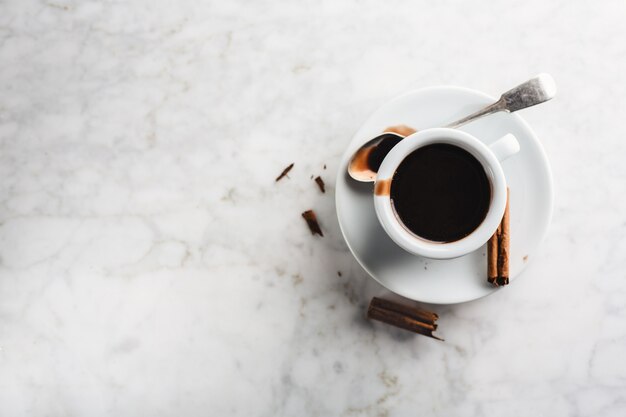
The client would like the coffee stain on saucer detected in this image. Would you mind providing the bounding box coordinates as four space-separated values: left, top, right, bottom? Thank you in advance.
375 179 391 196
384 124 417 137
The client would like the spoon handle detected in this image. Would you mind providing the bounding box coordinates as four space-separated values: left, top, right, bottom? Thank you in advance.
446 73 556 129
446 100 507 129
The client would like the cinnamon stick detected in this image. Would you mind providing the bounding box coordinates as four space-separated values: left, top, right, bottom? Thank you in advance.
487 223 500 284
497 189 510 285
488 188 510 286
367 297 443 340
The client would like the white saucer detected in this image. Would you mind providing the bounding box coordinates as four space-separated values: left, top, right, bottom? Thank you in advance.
335 86 553 304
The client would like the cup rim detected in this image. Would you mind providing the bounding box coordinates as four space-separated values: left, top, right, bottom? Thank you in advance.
373 127 508 259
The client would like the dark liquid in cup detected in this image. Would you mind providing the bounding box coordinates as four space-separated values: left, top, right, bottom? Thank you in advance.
390 143 491 242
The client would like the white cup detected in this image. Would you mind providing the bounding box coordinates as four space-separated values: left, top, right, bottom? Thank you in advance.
373 128 520 259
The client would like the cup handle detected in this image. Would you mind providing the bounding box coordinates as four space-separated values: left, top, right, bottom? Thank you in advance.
489 133 520 162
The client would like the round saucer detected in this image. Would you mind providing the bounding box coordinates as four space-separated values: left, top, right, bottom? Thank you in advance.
335 86 553 304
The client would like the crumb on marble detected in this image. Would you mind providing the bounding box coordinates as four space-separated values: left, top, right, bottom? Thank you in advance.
292 274 303 286
47 3 70 11
378 370 398 388
292 64 311 73
523 255 529 262
220 187 236 202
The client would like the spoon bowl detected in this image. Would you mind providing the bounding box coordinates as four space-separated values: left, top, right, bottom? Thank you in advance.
347 132 404 182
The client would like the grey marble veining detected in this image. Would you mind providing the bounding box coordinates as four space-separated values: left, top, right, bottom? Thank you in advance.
1 0 625 416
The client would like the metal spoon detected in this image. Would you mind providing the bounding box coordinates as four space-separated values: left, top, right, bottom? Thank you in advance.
348 73 557 182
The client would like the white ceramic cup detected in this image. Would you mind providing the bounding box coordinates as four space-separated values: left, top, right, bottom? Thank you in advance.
373 128 520 259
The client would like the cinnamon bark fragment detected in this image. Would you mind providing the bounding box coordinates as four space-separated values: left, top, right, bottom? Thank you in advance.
367 297 443 341
275 163 294 182
301 210 323 236
314 176 325 193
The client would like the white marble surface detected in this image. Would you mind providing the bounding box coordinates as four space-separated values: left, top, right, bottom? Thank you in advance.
1 0 625 416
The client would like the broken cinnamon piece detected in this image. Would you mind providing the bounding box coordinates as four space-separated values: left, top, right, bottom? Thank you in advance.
488 188 510 286
367 297 443 341
275 163 294 182
314 176 325 193
384 125 417 137
301 210 323 236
